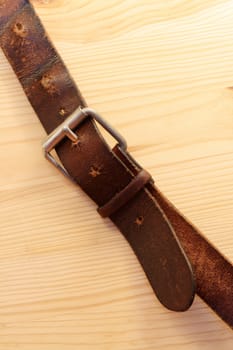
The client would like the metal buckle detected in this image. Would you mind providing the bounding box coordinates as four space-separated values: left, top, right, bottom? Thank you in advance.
42 107 127 180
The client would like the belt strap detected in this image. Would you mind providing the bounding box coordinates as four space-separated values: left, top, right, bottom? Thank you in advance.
0 0 232 327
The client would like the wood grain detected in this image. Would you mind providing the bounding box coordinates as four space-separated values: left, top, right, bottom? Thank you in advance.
0 0 233 349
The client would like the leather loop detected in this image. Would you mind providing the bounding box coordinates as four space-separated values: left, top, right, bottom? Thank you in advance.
98 169 152 218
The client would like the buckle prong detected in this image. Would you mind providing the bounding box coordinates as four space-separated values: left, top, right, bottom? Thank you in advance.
62 126 78 143
42 107 127 180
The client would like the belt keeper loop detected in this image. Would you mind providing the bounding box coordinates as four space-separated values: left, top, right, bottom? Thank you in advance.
97 169 152 218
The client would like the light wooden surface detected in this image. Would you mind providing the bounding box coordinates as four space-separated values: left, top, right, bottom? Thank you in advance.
0 0 233 349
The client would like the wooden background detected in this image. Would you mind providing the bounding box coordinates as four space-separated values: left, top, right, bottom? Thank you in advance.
0 0 233 349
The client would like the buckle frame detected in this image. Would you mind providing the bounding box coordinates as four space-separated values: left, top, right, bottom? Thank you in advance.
42 107 127 180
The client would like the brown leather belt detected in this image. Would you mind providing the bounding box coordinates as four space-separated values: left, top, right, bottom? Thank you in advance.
0 0 232 328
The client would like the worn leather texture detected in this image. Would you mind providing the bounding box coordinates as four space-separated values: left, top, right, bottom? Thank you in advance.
0 0 232 327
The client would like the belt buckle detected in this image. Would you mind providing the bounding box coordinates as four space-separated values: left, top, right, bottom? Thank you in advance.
42 107 127 180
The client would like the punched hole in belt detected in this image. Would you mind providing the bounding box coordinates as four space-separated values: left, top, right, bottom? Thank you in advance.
13 22 27 37
89 165 102 178
135 215 144 226
59 108 67 117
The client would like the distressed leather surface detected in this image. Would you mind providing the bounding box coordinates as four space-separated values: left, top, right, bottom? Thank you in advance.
0 0 232 327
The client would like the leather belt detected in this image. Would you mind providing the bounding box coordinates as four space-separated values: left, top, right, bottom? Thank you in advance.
0 0 232 328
